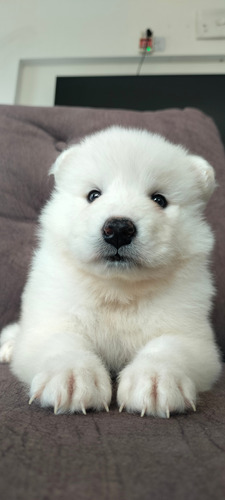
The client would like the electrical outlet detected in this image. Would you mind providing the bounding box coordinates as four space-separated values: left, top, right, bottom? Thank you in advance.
196 9 225 39
139 36 165 53
139 36 154 53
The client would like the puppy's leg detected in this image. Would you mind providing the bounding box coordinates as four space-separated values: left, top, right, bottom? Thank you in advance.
117 331 222 418
0 322 20 363
12 331 112 414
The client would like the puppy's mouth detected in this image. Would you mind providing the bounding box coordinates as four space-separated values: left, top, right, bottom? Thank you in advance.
107 252 125 262
98 244 139 267
104 251 136 266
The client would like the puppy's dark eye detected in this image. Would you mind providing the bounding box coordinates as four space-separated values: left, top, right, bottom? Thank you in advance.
87 189 102 203
151 193 168 209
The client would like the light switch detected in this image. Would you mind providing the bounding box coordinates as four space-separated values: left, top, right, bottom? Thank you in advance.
196 9 225 39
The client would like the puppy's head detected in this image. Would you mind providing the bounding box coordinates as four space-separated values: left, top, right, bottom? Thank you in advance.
43 127 215 281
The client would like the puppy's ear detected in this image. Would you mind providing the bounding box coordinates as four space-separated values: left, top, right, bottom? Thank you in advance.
49 146 78 185
189 155 216 202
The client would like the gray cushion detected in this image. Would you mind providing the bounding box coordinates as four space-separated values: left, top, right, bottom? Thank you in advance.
0 362 225 500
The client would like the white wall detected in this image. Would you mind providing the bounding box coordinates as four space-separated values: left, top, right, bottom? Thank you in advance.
0 0 225 106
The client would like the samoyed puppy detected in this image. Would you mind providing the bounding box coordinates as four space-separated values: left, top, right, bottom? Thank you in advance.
0 126 222 418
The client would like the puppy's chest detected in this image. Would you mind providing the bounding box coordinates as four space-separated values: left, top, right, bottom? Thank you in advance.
85 303 151 371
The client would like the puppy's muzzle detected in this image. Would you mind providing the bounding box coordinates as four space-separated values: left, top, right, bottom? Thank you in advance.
102 218 136 250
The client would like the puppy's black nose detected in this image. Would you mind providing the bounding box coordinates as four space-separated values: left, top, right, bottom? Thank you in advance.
102 218 136 249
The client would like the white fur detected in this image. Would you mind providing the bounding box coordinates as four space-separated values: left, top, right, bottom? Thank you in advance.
0 127 222 417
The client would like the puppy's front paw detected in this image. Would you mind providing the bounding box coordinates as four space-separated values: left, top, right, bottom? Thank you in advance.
117 361 196 418
29 358 112 414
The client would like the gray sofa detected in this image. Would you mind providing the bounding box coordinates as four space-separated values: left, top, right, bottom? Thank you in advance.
0 104 225 500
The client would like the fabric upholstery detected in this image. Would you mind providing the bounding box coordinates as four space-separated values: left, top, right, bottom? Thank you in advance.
0 363 225 500
0 104 225 500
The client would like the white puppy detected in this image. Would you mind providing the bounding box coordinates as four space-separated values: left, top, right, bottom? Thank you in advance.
0 126 222 418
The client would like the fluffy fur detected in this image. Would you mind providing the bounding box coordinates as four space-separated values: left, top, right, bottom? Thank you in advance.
0 127 222 417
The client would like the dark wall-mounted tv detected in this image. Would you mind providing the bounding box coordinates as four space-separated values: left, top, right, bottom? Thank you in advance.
55 74 225 144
